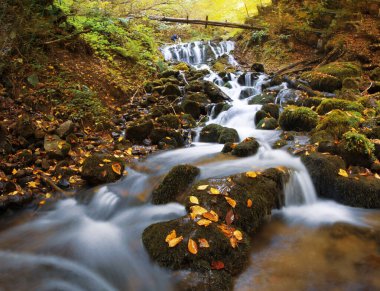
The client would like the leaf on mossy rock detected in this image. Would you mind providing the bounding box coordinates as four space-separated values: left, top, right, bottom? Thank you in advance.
197 219 212 226
165 230 177 242
188 238 198 255
112 163 122 175
190 205 208 217
197 185 209 190
189 196 199 204
211 261 225 270
225 197 237 208
233 230 243 241
246 171 258 178
203 210 219 222
198 238 210 248
247 199 253 208
168 236 183 248
338 169 348 177
230 237 238 248
225 209 235 225
209 187 220 195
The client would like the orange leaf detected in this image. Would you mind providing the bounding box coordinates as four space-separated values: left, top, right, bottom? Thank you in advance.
225 197 237 208
203 210 219 222
168 236 183 247
165 230 177 242
188 238 198 254
112 163 122 175
230 237 238 248
247 199 253 208
198 238 210 248
233 230 243 241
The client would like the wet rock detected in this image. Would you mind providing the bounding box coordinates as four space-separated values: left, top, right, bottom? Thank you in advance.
279 106 318 132
237 72 259 86
56 120 74 138
81 154 125 186
157 114 180 129
239 88 256 99
203 81 232 103
159 70 180 79
152 165 200 204
251 63 265 73
257 117 278 130
261 103 280 119
316 99 364 115
175 270 232 291
248 92 276 105
14 114 35 139
0 124 12 155
254 110 268 125
162 84 181 96
222 142 234 153
300 71 342 93
302 152 380 208
44 135 71 159
231 137 260 157
180 114 197 129
199 124 239 144
150 128 184 148
125 119 154 143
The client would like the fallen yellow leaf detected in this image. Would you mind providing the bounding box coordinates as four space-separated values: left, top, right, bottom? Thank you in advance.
338 169 348 178
209 187 220 195
247 199 253 208
103 159 112 163
233 230 243 241
12 169 18 175
190 205 208 216
225 197 237 208
375 173 380 180
246 171 257 178
230 237 238 248
197 185 209 191
188 238 198 254
127 148 133 155
165 230 177 242
168 236 183 247
189 196 199 205
197 219 212 226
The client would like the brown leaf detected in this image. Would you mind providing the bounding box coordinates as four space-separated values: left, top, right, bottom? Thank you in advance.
188 238 198 254
225 209 235 225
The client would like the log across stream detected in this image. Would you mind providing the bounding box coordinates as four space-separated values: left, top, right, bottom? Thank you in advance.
0 41 379 291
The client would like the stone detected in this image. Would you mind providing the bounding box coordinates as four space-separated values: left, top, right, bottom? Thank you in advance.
125 119 154 144
44 135 71 159
56 120 74 138
231 137 260 157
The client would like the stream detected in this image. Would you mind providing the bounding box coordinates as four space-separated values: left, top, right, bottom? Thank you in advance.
0 41 379 291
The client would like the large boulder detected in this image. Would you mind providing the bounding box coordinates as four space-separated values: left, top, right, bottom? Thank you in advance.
279 106 318 132
152 165 200 204
157 114 180 129
81 154 125 186
149 128 184 149
302 152 380 208
315 62 362 81
203 81 232 103
300 71 342 93
182 100 201 119
316 99 364 115
257 117 278 130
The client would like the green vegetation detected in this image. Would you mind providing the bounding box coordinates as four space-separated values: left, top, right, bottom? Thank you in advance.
342 131 375 157
316 99 364 115
279 106 318 132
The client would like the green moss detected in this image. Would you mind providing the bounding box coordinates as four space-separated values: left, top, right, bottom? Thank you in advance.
261 104 280 119
218 128 239 144
315 62 362 80
67 89 110 128
152 165 200 204
257 117 278 130
300 71 342 93
172 62 190 71
316 98 364 115
248 92 276 105
279 106 318 132
181 100 201 119
342 131 375 157
199 124 239 144
180 114 196 129
316 110 362 138
157 114 180 129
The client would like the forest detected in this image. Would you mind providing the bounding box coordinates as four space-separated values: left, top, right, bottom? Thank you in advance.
0 0 379 290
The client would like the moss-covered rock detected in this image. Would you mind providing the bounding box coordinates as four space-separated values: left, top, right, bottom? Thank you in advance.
231 137 260 157
254 110 268 125
15 114 35 139
81 154 125 186
316 98 364 115
152 165 200 204
248 92 276 105
199 124 239 144
279 106 318 132
182 100 201 119
149 128 184 148
180 114 197 129
162 84 181 96
43 135 71 159
257 117 278 130
342 77 360 90
340 131 375 168
142 217 250 274
125 119 154 143
369 67 380 81
315 62 362 80
300 71 342 93
203 81 231 103
262 103 280 120
315 109 362 139
302 152 380 208
157 114 180 129
173 62 190 72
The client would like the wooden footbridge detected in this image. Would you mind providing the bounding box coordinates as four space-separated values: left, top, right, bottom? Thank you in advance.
148 16 265 30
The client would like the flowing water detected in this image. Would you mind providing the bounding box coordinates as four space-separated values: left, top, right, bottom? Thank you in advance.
0 41 379 291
